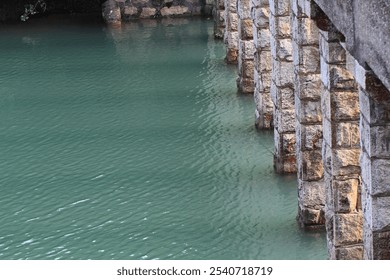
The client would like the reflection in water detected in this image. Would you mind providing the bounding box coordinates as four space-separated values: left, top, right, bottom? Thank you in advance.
0 17 326 259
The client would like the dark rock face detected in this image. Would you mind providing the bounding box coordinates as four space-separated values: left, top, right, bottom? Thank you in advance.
0 0 105 22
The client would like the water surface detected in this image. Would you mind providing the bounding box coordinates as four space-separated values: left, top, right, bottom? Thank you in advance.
0 16 326 259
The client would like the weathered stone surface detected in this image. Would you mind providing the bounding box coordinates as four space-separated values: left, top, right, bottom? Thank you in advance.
299 150 324 181
294 73 322 100
332 149 361 176
298 180 325 208
240 19 253 39
140 7 156 18
269 0 290 16
296 124 323 151
160 6 190 17
334 122 360 148
334 213 363 246
269 13 291 38
330 91 360 121
124 6 138 16
334 179 359 213
335 245 364 260
294 44 320 74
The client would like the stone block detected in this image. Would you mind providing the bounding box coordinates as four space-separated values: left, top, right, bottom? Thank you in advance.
259 70 272 92
124 6 138 16
335 245 364 260
272 59 294 87
269 0 290 16
140 7 156 18
227 12 239 31
270 13 291 38
271 37 293 62
299 207 323 226
369 196 390 232
298 180 325 208
252 7 269 29
255 50 272 72
295 97 322 124
258 28 271 49
371 159 390 196
296 123 323 151
239 19 253 39
295 73 322 100
225 0 237 12
226 30 239 49
160 6 190 17
372 230 390 259
292 15 319 46
274 108 296 133
241 59 255 79
335 121 360 148
334 213 363 246
299 150 324 181
334 178 359 213
293 43 320 74
331 91 360 121
239 39 255 60
332 149 361 176
226 48 238 64
359 87 390 125
319 38 346 65
237 0 251 19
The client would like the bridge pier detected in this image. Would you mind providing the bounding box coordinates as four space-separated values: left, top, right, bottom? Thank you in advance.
252 0 273 129
237 0 255 93
318 22 363 259
354 67 390 259
214 0 390 259
269 0 296 173
291 0 324 227
224 0 239 63
213 0 225 39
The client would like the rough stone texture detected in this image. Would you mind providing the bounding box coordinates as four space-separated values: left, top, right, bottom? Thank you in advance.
269 0 296 173
213 0 225 39
356 69 390 259
224 0 239 63
291 0 324 228
102 0 210 22
319 23 363 260
237 0 254 94
102 0 122 24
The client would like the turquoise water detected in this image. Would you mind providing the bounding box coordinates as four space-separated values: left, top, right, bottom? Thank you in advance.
0 16 326 259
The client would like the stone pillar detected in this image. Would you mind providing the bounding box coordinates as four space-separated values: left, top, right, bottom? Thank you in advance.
237 0 254 93
354 66 390 259
252 0 273 128
213 0 226 39
224 0 239 63
102 0 122 25
319 24 363 259
269 0 296 173
291 0 324 227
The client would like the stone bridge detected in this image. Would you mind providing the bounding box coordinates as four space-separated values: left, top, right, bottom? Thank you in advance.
214 0 390 259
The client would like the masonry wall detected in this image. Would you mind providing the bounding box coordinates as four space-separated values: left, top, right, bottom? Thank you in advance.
103 0 213 24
